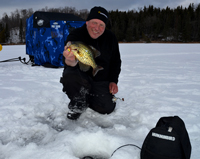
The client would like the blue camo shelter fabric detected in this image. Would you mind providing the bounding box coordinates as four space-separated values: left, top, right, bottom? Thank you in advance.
26 12 85 67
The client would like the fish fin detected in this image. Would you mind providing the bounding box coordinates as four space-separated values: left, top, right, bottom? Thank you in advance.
66 41 71 47
89 45 101 58
93 65 104 76
79 62 90 72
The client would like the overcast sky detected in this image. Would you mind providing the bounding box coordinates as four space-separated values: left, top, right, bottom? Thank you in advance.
0 0 199 18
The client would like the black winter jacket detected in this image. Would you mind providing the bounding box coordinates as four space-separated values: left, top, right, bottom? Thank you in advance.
63 24 121 84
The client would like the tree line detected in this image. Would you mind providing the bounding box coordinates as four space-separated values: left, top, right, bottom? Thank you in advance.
108 3 200 42
0 3 200 44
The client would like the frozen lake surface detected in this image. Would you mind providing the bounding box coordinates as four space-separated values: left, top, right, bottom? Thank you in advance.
0 44 200 159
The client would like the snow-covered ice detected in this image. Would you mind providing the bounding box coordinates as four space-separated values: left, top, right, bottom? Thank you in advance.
0 44 200 159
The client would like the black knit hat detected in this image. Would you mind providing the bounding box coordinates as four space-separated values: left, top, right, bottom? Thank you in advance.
86 6 109 25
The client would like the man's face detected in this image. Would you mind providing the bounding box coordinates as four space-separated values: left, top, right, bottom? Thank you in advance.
86 19 106 39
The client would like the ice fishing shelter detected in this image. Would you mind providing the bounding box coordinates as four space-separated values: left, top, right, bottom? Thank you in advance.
26 11 85 67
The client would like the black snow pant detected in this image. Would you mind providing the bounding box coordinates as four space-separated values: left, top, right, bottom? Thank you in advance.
60 66 116 114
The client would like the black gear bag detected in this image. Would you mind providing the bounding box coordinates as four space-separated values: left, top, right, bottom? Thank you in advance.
141 116 192 159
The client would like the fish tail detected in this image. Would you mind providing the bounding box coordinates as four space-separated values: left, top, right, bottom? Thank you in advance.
93 65 104 76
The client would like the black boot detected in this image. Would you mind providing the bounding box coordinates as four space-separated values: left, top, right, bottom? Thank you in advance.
67 87 89 120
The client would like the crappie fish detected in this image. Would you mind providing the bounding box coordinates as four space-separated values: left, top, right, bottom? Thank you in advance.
66 41 103 76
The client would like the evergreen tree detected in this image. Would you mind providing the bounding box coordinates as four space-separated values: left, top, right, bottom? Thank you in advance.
19 18 23 43
173 6 182 41
5 23 10 43
125 20 134 42
182 11 191 42
195 4 200 41
0 23 6 43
